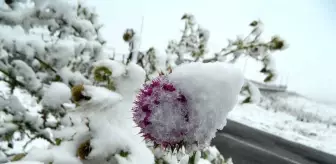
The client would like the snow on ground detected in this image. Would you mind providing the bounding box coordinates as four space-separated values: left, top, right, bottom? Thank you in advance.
229 93 336 156
260 91 336 125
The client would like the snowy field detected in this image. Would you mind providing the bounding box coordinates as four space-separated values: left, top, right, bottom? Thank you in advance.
229 93 336 156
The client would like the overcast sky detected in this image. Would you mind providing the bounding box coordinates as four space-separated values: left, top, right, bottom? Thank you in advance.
91 0 336 104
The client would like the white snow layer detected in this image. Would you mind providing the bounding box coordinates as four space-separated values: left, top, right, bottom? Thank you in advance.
114 62 146 99
244 81 261 103
41 82 71 109
168 62 245 149
75 85 123 114
4 162 44 164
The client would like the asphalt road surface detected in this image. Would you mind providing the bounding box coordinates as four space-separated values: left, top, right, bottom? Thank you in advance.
211 120 336 164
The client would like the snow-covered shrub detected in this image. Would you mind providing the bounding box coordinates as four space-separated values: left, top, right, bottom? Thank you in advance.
122 14 287 104
0 1 287 164
0 0 148 163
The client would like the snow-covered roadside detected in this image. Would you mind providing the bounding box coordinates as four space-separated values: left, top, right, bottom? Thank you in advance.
229 103 336 156
259 91 336 125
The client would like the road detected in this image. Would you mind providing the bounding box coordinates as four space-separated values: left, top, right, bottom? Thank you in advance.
211 120 336 164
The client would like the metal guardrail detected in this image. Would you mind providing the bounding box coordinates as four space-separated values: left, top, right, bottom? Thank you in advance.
249 80 288 92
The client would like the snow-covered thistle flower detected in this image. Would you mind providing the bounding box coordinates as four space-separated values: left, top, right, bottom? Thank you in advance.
132 73 193 151
132 62 245 152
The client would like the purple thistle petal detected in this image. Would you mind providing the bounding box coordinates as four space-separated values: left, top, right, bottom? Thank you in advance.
162 83 176 92
132 75 195 150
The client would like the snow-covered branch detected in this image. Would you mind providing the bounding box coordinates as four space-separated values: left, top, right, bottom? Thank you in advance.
121 14 287 104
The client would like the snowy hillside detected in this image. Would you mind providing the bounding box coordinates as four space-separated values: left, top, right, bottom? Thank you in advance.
260 90 336 125
229 89 336 156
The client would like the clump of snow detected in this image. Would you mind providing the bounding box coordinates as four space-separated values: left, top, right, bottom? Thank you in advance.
41 82 71 110
241 81 261 104
168 62 244 150
58 67 92 86
87 116 154 163
0 122 18 135
0 150 8 163
21 147 54 163
114 62 146 99
0 95 26 113
11 60 42 92
74 85 123 116
19 144 82 164
247 82 261 103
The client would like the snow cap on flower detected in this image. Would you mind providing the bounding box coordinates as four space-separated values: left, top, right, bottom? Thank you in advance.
132 62 244 152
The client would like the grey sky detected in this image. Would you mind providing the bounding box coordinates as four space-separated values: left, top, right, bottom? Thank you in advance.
93 0 336 104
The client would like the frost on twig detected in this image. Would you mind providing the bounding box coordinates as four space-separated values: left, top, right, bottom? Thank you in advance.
202 20 287 83
122 14 287 105
240 81 261 104
166 14 210 65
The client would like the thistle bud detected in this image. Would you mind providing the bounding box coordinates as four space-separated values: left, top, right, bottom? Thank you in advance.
123 29 134 42
269 36 286 50
71 84 86 102
93 66 112 82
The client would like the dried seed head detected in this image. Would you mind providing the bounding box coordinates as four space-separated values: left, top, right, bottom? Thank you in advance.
270 36 286 50
71 84 85 102
93 66 112 82
123 29 134 42
77 140 92 160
